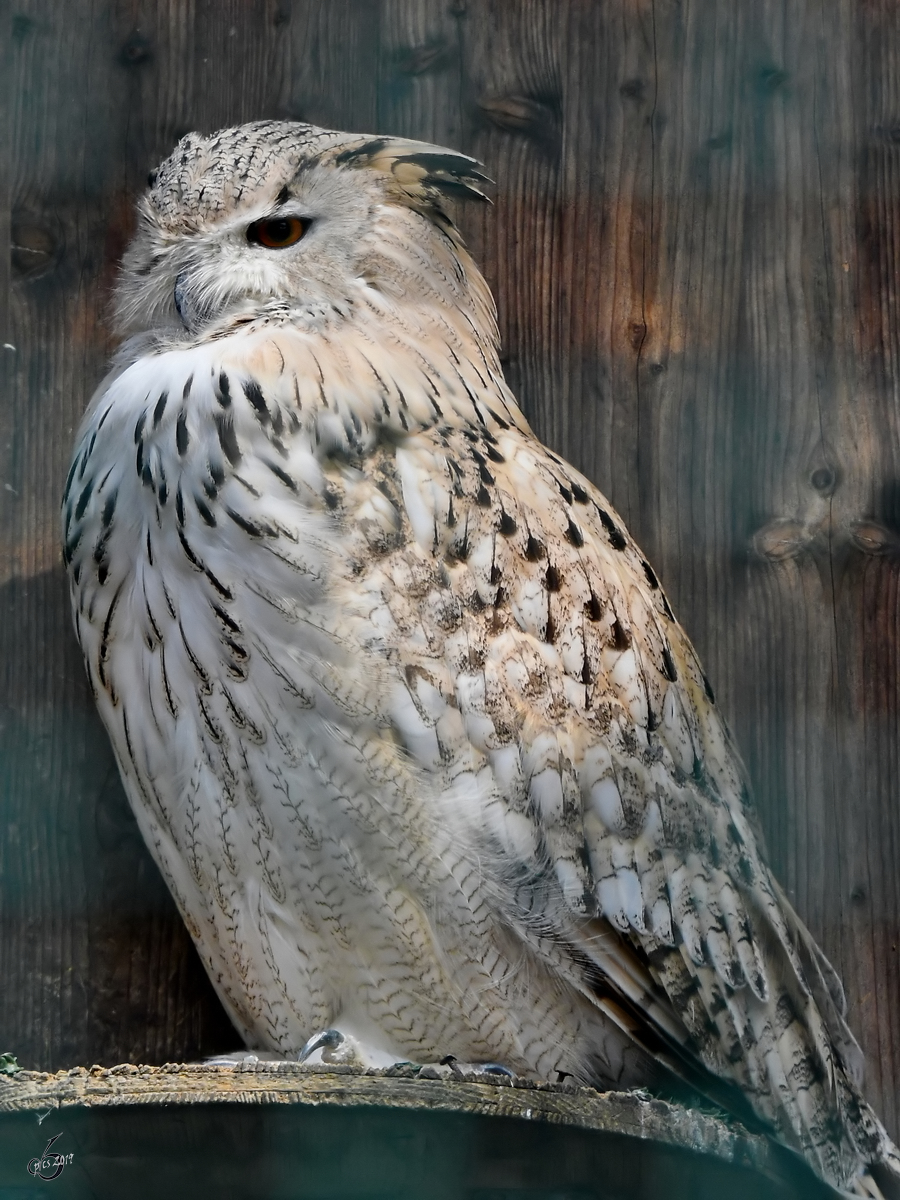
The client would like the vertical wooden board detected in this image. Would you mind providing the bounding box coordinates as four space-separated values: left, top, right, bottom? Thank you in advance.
455 0 568 477
3 0 142 1069
375 0 466 147
834 0 900 1137
282 1 382 132
457 0 566 418
101 0 291 190
727 0 844 926
718 0 900 1138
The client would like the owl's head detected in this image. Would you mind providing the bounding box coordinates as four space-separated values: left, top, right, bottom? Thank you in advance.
114 120 491 339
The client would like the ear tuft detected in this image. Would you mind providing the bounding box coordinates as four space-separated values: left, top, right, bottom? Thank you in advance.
332 136 492 214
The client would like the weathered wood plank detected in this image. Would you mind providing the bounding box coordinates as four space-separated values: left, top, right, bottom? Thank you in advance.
1 0 897 1145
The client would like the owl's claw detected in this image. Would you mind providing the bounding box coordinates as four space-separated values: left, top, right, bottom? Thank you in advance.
440 1055 517 1079
298 1029 346 1064
296 1028 401 1068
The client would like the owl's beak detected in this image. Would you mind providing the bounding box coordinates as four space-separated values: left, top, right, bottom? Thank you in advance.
173 271 216 334
173 272 195 331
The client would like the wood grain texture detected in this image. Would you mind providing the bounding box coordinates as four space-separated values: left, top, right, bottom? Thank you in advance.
1 0 897 1143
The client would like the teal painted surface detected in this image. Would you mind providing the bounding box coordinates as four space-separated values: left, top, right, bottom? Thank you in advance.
0 1104 832 1200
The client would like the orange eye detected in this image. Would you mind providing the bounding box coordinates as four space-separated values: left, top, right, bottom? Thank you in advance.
247 216 310 249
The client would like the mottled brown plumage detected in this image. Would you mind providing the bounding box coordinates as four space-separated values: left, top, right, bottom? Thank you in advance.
63 121 898 1196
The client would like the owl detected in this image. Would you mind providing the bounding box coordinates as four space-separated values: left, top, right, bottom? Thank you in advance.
63 120 898 1196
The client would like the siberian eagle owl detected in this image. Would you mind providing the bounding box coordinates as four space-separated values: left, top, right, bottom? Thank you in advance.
63 120 899 1196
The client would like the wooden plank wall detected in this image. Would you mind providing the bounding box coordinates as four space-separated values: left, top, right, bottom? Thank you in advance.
1 0 898 1139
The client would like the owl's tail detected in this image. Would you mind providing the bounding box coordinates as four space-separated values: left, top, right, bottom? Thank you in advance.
859 1136 900 1200
783 898 900 1200
567 890 900 1197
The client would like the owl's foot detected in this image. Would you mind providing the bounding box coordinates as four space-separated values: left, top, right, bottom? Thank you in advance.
379 1056 518 1081
466 1063 516 1077
297 1028 402 1069
435 1056 517 1080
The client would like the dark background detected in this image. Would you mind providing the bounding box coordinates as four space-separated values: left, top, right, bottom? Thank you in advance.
1 0 898 1144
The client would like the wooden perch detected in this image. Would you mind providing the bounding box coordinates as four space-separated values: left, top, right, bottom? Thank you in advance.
0 1063 835 1199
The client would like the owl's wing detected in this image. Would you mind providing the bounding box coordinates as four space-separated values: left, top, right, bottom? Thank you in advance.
334 414 889 1187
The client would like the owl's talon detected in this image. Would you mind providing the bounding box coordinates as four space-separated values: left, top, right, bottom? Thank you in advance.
427 1057 518 1080
452 1061 517 1080
298 1029 345 1064
301 1027 348 1065
296 1029 403 1069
